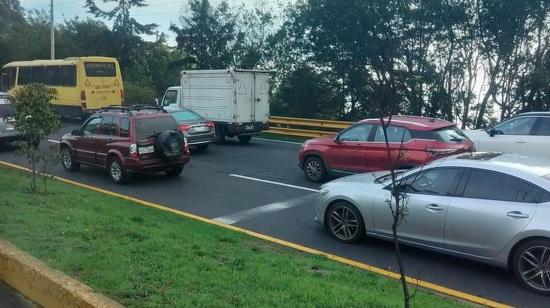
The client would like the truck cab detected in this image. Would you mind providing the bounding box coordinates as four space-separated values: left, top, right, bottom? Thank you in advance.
159 69 270 143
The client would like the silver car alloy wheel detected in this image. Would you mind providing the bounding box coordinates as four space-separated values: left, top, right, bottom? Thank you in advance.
110 161 122 182
329 205 359 241
305 159 322 181
519 245 550 292
62 148 72 168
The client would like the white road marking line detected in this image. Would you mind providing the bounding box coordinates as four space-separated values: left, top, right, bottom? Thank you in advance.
48 139 60 144
254 138 303 145
213 196 314 225
229 174 320 193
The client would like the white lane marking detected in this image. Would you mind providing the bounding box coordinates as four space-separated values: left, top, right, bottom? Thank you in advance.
229 174 320 193
254 137 304 145
48 139 60 144
213 196 314 225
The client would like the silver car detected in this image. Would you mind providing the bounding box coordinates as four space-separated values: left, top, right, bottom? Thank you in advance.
315 152 550 294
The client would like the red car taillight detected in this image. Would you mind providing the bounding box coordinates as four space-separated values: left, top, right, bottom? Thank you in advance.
179 124 192 132
129 144 138 159
80 90 87 109
207 121 215 129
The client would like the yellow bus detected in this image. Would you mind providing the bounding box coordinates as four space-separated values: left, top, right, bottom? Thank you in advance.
0 57 124 118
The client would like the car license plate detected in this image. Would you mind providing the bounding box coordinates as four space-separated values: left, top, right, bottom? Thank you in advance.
245 125 254 131
139 145 154 154
5 127 14 131
194 126 208 133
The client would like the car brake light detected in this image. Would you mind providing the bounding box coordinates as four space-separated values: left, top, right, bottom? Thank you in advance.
179 124 192 132
207 121 215 129
129 144 138 159
80 90 87 109
183 138 189 152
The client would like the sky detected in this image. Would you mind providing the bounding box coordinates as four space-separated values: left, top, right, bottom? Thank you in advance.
19 0 292 46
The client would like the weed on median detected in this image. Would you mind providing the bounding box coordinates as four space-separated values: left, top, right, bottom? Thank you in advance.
0 166 469 307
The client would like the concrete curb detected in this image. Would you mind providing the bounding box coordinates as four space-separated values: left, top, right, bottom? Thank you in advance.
0 239 123 308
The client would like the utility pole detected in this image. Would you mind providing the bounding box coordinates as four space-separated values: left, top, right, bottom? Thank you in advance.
50 0 55 59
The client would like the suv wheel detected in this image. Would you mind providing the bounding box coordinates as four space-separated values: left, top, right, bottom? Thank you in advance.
304 156 326 182
325 201 365 243
513 238 550 295
238 135 252 144
108 157 127 184
166 165 184 177
61 147 80 172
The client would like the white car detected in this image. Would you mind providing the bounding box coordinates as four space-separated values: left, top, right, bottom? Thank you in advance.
464 112 550 159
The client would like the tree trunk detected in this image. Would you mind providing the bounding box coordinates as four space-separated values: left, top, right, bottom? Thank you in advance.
392 207 411 308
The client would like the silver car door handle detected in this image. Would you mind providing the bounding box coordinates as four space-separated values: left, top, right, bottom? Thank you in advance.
426 204 444 211
515 140 527 144
507 211 530 219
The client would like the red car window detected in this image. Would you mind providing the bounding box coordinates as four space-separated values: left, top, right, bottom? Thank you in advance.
339 124 373 142
374 125 411 143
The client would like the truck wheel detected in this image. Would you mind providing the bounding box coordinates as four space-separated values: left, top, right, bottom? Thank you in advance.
214 125 225 144
238 135 252 144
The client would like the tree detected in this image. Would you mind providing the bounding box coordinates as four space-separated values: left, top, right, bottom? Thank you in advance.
85 0 158 70
8 84 61 193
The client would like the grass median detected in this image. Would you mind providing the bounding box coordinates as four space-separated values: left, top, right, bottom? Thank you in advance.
0 166 468 307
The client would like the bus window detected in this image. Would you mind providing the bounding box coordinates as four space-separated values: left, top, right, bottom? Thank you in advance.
84 62 116 77
0 67 16 92
18 66 76 87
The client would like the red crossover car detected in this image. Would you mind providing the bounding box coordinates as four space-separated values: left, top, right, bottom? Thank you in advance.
60 106 190 184
299 116 475 182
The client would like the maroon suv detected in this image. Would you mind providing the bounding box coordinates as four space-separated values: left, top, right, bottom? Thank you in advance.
60 106 190 184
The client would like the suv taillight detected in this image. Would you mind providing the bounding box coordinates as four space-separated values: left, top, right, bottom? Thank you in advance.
80 90 87 109
129 143 138 159
183 138 189 152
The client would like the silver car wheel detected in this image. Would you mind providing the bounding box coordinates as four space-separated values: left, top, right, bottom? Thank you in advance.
62 149 72 168
110 161 122 182
305 159 322 181
329 205 359 241
519 245 550 292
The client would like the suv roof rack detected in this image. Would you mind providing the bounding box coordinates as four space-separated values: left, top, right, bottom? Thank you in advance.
99 105 166 114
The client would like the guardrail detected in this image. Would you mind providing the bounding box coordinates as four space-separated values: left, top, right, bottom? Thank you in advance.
266 116 353 138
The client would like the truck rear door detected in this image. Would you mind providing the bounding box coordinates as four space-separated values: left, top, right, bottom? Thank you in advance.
253 73 269 123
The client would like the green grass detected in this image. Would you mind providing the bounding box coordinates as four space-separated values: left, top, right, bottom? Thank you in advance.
0 167 469 307
257 132 311 143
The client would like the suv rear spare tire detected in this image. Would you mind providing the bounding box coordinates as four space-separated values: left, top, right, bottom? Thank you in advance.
155 130 185 161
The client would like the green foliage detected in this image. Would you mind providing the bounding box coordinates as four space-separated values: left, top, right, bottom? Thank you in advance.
123 80 157 105
8 84 61 193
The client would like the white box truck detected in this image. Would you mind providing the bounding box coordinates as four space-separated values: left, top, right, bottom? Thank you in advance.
159 69 270 143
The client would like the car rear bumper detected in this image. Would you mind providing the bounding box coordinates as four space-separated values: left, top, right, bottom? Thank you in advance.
124 156 190 172
187 133 215 145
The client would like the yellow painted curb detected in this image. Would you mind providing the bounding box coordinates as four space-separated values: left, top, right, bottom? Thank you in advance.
0 160 512 308
0 239 123 308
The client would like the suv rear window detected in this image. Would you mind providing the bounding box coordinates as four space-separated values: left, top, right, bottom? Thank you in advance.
411 126 469 142
435 126 469 142
136 116 179 140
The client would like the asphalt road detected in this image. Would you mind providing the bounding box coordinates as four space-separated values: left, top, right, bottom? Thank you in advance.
0 120 548 307
0 282 36 308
